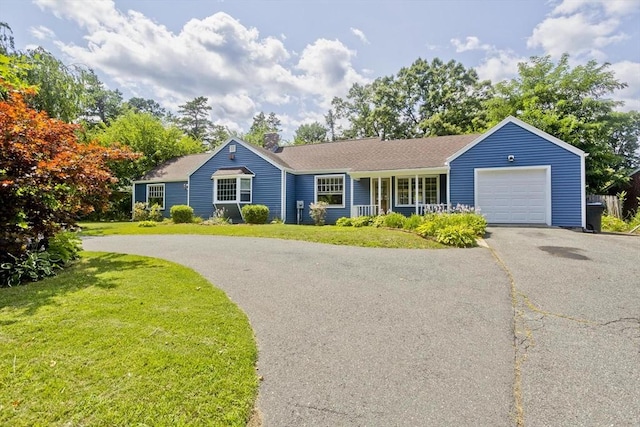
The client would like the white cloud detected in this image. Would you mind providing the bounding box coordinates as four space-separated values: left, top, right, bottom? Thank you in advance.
530 0 639 60
475 50 524 83
610 60 640 111
527 13 626 59
450 36 491 53
35 0 367 135
29 25 56 40
350 27 369 44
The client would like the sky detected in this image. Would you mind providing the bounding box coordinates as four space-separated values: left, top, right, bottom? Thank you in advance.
3 0 640 141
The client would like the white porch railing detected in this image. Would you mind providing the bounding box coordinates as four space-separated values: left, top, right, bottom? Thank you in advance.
352 205 379 217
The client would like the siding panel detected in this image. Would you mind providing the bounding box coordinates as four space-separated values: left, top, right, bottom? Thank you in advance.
450 122 582 226
295 173 351 224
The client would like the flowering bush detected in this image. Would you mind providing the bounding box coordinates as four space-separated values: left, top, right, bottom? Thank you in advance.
309 201 328 225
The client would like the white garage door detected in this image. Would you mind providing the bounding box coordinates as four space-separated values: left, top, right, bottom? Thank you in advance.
475 167 550 224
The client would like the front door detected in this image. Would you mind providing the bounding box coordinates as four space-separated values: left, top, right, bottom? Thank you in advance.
372 178 391 214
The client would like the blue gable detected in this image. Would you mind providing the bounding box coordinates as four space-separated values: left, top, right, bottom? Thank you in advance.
189 139 284 221
449 119 585 227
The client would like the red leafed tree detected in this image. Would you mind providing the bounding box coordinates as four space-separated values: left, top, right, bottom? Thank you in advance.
0 89 138 261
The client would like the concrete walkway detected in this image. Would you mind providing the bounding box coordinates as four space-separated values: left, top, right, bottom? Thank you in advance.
83 235 514 426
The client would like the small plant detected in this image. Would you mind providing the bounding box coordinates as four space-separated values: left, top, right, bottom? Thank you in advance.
403 214 424 230
309 201 328 226
352 215 373 227
203 208 231 225
133 202 149 221
148 204 163 222
372 215 386 228
0 251 62 287
138 221 158 228
601 214 629 232
382 212 407 229
435 225 477 247
270 217 283 224
242 204 270 224
47 231 82 264
170 205 194 224
336 217 353 227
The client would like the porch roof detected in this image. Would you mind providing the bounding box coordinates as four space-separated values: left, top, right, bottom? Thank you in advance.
273 134 479 172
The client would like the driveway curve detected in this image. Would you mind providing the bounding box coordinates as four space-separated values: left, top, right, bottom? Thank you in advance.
83 235 514 426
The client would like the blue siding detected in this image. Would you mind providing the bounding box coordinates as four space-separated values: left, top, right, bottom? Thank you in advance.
295 173 351 224
134 181 187 218
189 141 283 221
450 122 582 226
285 172 297 224
353 178 370 206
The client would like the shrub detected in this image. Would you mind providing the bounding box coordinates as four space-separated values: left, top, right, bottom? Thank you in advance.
371 215 386 228
170 205 194 223
403 214 424 230
336 217 353 227
133 202 149 221
352 216 373 227
416 212 487 247
601 214 629 232
1 251 62 287
242 204 270 224
138 221 157 228
309 201 328 226
270 217 283 224
383 212 407 229
47 231 82 264
435 225 477 248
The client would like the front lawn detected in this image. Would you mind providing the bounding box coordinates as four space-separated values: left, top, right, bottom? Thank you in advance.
0 252 258 426
79 222 445 249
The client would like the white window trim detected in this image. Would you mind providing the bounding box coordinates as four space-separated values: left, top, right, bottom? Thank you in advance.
146 183 165 210
314 174 346 208
394 176 439 207
213 176 253 204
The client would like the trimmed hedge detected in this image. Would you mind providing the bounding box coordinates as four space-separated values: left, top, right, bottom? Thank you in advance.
170 205 194 224
241 204 269 224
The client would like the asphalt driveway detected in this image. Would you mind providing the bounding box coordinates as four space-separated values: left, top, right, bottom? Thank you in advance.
484 227 639 426
82 228 639 426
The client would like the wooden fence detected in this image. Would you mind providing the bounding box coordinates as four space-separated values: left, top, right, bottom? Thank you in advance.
587 194 622 218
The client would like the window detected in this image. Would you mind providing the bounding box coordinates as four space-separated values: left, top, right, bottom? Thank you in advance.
147 184 165 209
315 175 344 207
213 177 252 203
395 176 438 206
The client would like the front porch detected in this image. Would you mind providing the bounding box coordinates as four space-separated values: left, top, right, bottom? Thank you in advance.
349 172 449 218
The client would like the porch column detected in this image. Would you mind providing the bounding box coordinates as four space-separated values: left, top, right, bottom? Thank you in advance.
415 174 419 215
377 177 382 215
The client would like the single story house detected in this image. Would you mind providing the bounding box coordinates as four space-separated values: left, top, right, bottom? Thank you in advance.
133 116 587 227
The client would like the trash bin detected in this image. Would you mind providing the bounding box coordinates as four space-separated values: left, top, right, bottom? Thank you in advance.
585 202 605 232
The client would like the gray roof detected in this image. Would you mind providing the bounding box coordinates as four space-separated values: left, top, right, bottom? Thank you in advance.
140 153 211 181
273 134 480 171
138 134 481 182
211 167 254 177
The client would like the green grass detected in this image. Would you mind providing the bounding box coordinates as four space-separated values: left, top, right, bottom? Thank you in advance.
0 252 258 426
79 222 445 249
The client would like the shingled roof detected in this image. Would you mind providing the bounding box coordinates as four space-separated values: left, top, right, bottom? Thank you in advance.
140 153 211 181
272 134 480 172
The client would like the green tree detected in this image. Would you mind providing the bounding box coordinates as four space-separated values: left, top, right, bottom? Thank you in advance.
324 109 337 141
294 122 328 145
333 58 492 140
94 111 204 185
79 69 123 126
177 96 212 142
484 54 630 192
244 112 282 146
22 47 85 122
125 97 167 119
601 111 640 171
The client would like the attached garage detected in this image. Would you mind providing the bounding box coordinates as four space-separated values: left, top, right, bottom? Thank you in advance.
475 166 551 225
447 116 586 228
